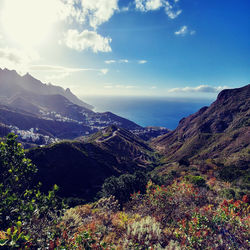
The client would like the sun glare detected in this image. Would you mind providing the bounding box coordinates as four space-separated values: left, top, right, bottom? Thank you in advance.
1 0 60 48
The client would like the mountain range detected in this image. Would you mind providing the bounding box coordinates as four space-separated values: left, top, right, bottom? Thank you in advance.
0 67 249 201
24 84 249 202
0 68 169 146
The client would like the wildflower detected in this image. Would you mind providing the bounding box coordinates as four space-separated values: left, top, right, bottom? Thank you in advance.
221 200 228 207
233 200 241 208
49 240 55 249
242 195 249 203
0 231 7 239
203 230 209 236
63 230 68 240
196 230 201 237
193 217 198 224
181 219 186 228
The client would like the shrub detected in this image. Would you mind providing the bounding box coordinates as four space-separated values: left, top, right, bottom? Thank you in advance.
219 165 241 181
185 175 206 187
123 216 164 249
101 171 148 206
220 188 236 199
0 134 63 248
93 195 120 212
176 198 250 249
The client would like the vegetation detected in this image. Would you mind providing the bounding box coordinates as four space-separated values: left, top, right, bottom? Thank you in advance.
0 134 63 248
47 178 249 249
0 134 249 249
101 171 148 205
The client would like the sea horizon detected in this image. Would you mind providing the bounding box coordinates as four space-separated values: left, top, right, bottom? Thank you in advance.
81 95 214 130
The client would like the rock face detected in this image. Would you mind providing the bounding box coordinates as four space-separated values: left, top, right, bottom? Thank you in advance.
27 126 157 200
152 85 250 165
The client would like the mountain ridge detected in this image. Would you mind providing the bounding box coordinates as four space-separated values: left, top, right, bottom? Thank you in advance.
152 84 250 174
0 68 167 146
0 68 93 110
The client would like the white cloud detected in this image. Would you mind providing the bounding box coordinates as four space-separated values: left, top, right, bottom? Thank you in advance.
174 25 188 36
73 0 118 29
135 0 146 11
0 47 39 72
119 59 129 63
165 8 182 19
135 0 162 11
41 0 118 52
105 59 147 65
135 0 182 19
105 60 116 64
174 25 195 36
29 64 108 78
146 0 163 11
63 29 112 53
138 60 147 64
164 1 182 19
104 59 129 64
168 85 228 93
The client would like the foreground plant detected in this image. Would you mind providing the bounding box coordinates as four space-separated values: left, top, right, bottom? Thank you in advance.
0 134 63 248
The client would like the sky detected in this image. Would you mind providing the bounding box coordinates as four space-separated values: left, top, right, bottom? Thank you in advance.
0 0 249 98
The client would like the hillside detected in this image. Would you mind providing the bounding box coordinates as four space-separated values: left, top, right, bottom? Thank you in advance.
87 125 157 166
152 85 250 189
1 123 249 249
27 126 158 201
0 104 92 145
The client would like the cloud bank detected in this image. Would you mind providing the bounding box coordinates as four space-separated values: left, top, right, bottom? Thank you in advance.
0 47 39 72
168 85 228 93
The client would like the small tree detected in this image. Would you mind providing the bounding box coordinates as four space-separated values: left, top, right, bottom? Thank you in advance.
0 133 39 229
0 134 62 248
101 171 148 206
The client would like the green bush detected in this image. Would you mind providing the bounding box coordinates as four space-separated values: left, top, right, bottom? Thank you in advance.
0 133 63 248
220 188 236 199
101 171 148 206
185 175 206 187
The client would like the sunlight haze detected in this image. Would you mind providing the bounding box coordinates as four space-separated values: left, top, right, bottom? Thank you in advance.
0 0 249 97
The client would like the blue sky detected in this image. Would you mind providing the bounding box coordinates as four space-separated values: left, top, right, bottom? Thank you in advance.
0 0 249 97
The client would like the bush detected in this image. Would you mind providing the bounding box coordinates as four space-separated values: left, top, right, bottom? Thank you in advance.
101 171 148 206
219 165 241 181
220 188 236 199
0 134 63 248
185 175 206 187
123 216 163 249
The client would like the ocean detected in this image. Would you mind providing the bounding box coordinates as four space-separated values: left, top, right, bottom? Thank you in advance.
81 96 214 130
